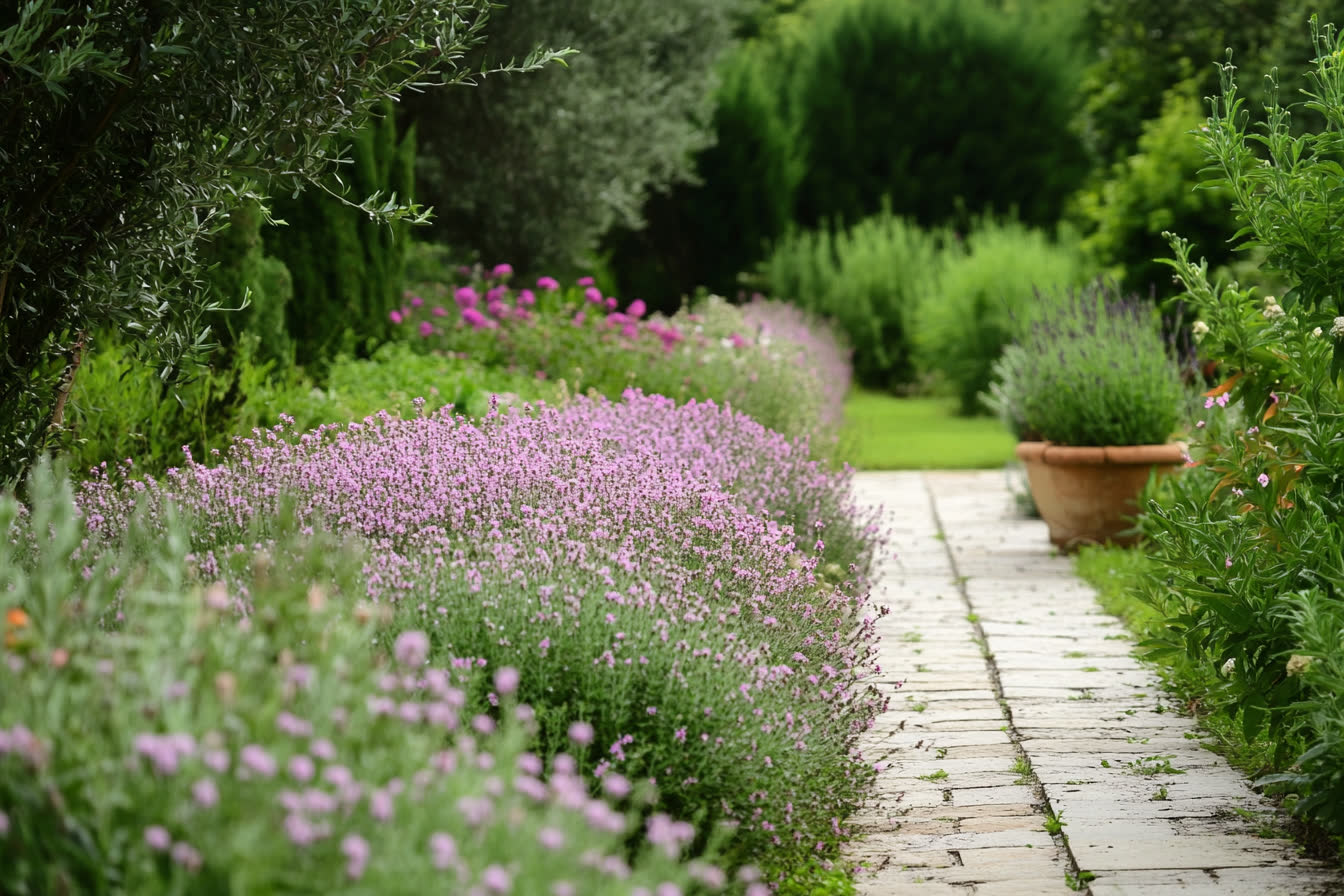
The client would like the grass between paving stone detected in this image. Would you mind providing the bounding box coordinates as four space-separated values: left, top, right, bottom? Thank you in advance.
1074 545 1344 864
839 390 1017 470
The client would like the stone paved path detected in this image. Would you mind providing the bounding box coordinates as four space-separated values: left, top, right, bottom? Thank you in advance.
846 471 1343 896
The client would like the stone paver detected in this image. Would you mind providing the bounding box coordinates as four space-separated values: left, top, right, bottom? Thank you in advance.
845 471 1341 896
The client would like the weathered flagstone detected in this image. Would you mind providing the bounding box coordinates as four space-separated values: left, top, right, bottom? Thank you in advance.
843 471 1341 896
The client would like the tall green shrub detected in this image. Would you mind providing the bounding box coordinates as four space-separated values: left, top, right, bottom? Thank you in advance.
757 207 941 390
0 1 567 485
789 0 1089 231
406 0 745 274
1076 83 1235 296
265 101 416 366
914 220 1088 415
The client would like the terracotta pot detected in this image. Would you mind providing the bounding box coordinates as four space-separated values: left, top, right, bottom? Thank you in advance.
1015 441 1186 551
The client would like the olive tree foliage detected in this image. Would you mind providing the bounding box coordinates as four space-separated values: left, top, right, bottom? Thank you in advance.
406 0 745 274
0 1 569 485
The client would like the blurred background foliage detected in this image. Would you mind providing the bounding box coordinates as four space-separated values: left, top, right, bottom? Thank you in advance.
35 0 1344 482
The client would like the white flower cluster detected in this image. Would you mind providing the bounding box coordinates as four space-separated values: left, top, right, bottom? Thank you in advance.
1262 295 1286 320
1332 316 1344 339
1192 320 1210 342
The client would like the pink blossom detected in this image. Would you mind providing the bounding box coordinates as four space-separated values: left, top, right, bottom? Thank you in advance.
577 276 596 287
342 833 370 879
584 287 603 305
627 299 646 318
454 287 479 309
144 825 172 851
568 721 595 746
394 630 430 668
418 321 434 338
1258 473 1271 487
389 309 403 324
537 276 560 291
494 666 520 695
491 263 514 278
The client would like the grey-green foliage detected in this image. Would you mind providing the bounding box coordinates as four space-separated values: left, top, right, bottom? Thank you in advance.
757 207 943 390
407 0 746 273
0 1 570 486
914 220 1088 415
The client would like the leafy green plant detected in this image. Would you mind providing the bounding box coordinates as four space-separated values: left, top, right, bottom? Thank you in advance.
1134 16 1344 840
1012 281 1187 446
914 220 1088 415
756 206 942 390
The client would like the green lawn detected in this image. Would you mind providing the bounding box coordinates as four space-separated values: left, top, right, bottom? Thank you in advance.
839 390 1016 470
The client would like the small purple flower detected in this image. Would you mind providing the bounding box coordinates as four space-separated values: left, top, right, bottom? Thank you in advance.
494 666 520 695
491 263 514 278
171 841 202 872
389 309 403 324
627 299 647 318
394 630 430 668
419 321 434 338
1258 473 1271 487
577 276 595 287
192 777 219 808
517 288 536 307
537 276 560 291
289 754 316 783
1225 557 1234 569
342 833 370 880
430 832 457 869
584 287 603 305
482 865 511 893
239 744 277 778
538 827 565 850
462 307 487 329
454 286 479 309
144 825 172 852
568 721 594 746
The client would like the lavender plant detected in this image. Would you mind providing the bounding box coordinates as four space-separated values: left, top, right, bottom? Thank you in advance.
1012 282 1186 447
73 392 887 879
1 461 742 894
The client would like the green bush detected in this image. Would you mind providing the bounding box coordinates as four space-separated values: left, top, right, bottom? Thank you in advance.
756 207 942 390
406 0 745 274
914 220 1088 415
789 0 1089 231
1076 83 1235 297
266 101 417 367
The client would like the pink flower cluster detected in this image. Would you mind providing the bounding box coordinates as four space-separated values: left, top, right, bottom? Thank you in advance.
78 391 887 867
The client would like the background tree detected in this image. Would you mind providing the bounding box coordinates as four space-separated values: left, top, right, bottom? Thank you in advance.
0 1 567 484
404 0 746 276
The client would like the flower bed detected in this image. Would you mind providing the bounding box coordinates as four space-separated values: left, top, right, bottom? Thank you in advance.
4 390 886 890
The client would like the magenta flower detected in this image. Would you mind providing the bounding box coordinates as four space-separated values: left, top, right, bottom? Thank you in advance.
517 289 536 307
171 841 203 872
537 276 560 291
431 305 448 317
389 309 403 324
491 263 514 278
627 299 647 318
1258 473 1271 487
577 276 596 287
430 832 458 869
584 287 603 305
462 307 487 329
454 286 479 309
409 295 424 308
418 321 434 338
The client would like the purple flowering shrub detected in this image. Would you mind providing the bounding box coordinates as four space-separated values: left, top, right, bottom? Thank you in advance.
74 392 886 877
2 465 748 894
394 264 846 447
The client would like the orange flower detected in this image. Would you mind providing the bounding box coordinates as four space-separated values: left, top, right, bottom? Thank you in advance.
4 607 30 648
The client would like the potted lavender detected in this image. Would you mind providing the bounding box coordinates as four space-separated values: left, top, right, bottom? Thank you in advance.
1004 281 1188 549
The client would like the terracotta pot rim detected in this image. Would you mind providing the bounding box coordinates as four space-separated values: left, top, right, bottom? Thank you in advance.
1015 440 1186 466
